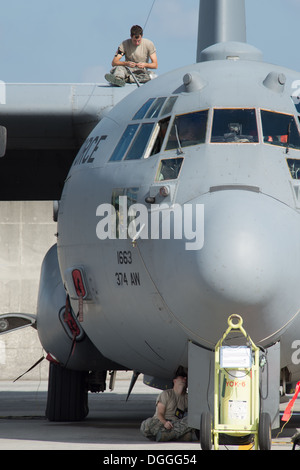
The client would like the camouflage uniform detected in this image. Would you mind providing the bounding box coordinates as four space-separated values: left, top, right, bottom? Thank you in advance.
140 415 193 442
140 389 193 442
109 65 151 84
106 38 156 85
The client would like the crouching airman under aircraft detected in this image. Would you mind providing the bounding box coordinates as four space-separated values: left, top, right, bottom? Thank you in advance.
1 0 300 449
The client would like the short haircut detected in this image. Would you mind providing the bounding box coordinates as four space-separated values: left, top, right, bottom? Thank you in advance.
130 25 143 37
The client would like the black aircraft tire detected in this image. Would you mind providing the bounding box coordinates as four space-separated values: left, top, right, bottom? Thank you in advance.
45 362 89 422
200 412 213 450
258 412 272 450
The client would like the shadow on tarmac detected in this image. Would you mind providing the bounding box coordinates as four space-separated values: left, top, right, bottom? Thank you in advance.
0 383 299 451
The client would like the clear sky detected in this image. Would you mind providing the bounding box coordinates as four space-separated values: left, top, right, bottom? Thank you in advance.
0 0 298 83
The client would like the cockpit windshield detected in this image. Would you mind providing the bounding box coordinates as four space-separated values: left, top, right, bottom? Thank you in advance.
109 101 300 165
165 110 208 151
261 110 300 150
211 108 258 143
109 96 178 161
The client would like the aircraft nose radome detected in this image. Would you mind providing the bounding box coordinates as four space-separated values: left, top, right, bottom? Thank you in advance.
185 190 300 345
199 190 281 306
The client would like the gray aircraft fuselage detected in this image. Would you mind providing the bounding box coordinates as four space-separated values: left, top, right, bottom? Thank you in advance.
52 42 300 383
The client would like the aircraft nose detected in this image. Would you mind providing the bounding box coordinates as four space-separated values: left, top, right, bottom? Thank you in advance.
200 190 280 306
181 189 300 345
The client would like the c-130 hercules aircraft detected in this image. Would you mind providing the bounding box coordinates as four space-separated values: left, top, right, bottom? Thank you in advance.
1 0 300 443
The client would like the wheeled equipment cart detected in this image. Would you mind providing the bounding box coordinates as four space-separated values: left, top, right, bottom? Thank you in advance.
200 314 271 450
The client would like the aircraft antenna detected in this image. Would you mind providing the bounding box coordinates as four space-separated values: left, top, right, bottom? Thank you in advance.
143 0 156 31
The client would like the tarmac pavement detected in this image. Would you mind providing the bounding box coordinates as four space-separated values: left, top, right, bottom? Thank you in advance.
0 375 299 454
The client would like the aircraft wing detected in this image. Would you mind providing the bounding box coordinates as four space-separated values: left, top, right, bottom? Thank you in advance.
0 83 133 200
0 83 134 336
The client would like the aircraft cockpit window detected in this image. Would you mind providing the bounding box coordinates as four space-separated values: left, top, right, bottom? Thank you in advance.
287 159 300 179
211 109 258 143
261 110 300 150
145 97 167 119
145 117 171 158
294 102 300 114
165 110 208 151
109 124 139 161
291 97 300 114
155 157 184 181
133 96 178 122
110 96 178 162
125 123 155 160
160 96 178 116
132 98 156 120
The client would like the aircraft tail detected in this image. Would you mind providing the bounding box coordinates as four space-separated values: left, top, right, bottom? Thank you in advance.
196 0 246 61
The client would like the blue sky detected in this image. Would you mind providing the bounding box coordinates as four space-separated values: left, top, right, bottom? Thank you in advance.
0 0 298 83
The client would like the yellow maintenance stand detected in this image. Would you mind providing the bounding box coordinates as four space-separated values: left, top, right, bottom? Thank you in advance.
200 314 271 450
